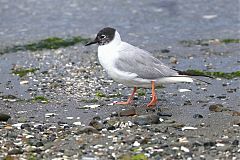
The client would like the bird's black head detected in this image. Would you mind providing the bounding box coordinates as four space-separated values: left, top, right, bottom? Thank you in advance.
85 27 116 46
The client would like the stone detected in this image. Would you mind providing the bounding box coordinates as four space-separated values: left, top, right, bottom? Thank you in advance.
0 113 11 122
78 126 99 134
232 140 239 146
209 104 227 112
89 119 104 130
134 114 159 125
157 112 172 117
21 123 31 130
8 148 24 155
119 108 136 116
193 114 203 118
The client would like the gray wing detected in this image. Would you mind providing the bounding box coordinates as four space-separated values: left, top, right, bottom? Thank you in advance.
115 43 179 79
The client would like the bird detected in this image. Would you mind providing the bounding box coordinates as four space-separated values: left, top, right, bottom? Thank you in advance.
85 27 209 108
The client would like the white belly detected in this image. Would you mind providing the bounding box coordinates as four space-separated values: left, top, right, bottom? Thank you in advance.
97 44 193 88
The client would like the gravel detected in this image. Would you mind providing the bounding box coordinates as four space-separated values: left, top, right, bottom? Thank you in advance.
0 0 240 159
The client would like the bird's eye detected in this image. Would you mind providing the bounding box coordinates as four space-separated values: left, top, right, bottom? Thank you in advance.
100 35 106 39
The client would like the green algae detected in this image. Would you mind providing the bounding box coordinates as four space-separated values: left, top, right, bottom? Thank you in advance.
120 153 148 160
12 67 38 77
0 94 49 104
96 91 106 98
220 39 240 43
96 91 121 98
184 70 240 79
131 154 148 160
0 36 90 54
31 96 49 103
137 89 146 96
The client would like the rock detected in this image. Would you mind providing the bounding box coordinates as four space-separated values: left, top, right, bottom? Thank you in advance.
0 113 11 122
35 125 45 132
169 123 185 129
119 108 136 116
103 119 120 130
48 134 57 142
78 126 99 134
182 126 197 131
89 119 104 130
192 141 203 147
209 104 228 112
164 119 175 123
193 114 203 118
170 57 177 64
8 148 24 155
17 117 28 123
216 95 227 99
92 116 101 121
231 111 240 116
28 139 44 147
133 141 140 147
180 146 190 152
204 141 216 148
81 156 100 160
232 120 240 126
157 112 172 117
21 123 31 130
134 114 159 125
232 140 239 146
110 112 118 117
184 100 192 105
123 136 137 144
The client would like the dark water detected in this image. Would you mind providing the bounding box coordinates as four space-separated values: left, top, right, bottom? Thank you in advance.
0 0 239 50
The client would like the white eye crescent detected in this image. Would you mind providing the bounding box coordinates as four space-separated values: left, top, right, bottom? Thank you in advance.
100 35 106 39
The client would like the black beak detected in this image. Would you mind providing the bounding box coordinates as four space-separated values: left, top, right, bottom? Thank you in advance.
85 39 98 46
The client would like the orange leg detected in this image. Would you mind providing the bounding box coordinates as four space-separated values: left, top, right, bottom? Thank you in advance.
147 81 158 107
115 87 137 105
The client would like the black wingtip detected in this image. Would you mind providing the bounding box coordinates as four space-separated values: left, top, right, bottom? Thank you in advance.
172 68 215 79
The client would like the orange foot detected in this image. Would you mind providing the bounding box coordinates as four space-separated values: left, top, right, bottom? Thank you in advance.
147 95 158 108
114 87 137 105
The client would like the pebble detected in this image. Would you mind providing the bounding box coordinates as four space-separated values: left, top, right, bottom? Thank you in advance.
170 57 178 64
0 113 11 122
193 114 203 119
157 112 172 117
134 114 159 125
89 119 104 130
73 121 82 126
204 141 215 147
133 141 140 147
81 104 100 109
118 108 136 116
20 80 29 85
8 148 24 155
209 104 227 112
78 126 99 134
232 140 239 146
45 113 57 118
181 146 190 152
21 123 31 130
103 120 118 130
232 111 240 116
110 112 118 117
182 126 198 131
178 89 191 92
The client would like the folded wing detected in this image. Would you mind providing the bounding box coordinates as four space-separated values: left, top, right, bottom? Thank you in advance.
115 42 179 80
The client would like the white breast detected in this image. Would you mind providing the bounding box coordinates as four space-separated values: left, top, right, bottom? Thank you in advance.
97 32 137 86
